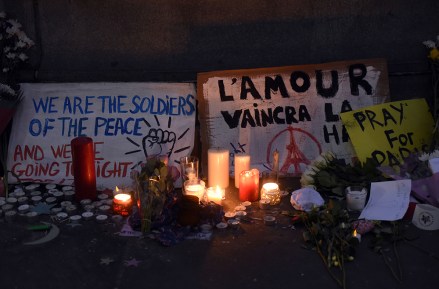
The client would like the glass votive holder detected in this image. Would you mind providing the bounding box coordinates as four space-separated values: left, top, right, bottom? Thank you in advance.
183 179 206 203
113 193 133 216
345 186 367 211
180 156 199 183
260 182 281 205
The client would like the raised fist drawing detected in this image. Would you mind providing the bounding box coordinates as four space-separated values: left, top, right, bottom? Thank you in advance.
142 128 176 158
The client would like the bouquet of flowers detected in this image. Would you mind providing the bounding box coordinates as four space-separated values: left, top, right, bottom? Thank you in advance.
423 35 439 63
1 11 34 197
300 151 386 198
423 35 439 123
133 157 175 233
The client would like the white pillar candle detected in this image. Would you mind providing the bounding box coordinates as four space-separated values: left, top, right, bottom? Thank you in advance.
208 148 229 188
234 153 251 188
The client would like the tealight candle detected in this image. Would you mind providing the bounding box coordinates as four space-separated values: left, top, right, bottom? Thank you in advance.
96 214 108 223
82 211 94 221
264 215 276 226
64 190 75 201
224 211 236 219
98 205 111 214
4 210 17 222
234 153 250 188
18 204 30 214
25 184 40 192
113 193 133 216
18 196 28 205
239 169 260 202
45 184 57 190
97 193 109 201
6 197 18 206
206 186 224 205
26 211 39 223
31 196 42 205
69 215 82 223
208 148 229 189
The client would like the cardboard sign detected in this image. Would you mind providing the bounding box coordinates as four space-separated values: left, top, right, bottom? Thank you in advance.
340 98 435 166
7 82 197 189
197 59 389 176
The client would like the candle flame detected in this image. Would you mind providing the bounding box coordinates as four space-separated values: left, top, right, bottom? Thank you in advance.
114 193 131 202
115 186 120 193
353 229 358 237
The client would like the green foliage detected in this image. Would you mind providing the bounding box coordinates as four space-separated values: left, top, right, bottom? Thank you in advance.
135 158 174 233
312 158 387 197
294 200 360 289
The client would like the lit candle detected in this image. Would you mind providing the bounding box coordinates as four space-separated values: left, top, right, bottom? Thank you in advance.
184 180 205 202
234 153 251 188
208 148 229 188
239 169 260 202
206 186 224 205
352 229 361 242
71 136 97 201
113 193 133 216
260 182 281 205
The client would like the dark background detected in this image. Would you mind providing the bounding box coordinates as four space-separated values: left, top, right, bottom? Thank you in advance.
3 0 439 104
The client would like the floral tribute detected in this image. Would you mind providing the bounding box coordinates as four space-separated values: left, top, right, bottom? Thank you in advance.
423 35 439 62
0 11 34 89
300 151 387 198
1 11 34 197
423 34 439 122
132 157 176 233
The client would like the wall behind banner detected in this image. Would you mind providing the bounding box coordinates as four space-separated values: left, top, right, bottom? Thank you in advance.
4 0 439 103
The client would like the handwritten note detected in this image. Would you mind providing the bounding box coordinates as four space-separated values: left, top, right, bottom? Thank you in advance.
359 179 411 221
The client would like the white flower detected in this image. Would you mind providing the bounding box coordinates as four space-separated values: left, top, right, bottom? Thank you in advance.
418 153 430 162
18 53 28 61
423 40 436 49
16 40 26 48
17 31 34 46
300 173 315 186
418 149 439 161
0 83 17 95
313 155 328 168
6 52 16 59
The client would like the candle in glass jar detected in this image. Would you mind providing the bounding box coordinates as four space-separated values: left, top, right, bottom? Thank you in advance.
208 148 229 188
71 136 97 201
206 186 224 205
113 193 133 216
260 182 281 205
184 179 206 202
234 153 250 188
239 169 259 202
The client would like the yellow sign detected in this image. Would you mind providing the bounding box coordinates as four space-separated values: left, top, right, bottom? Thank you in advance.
340 98 435 166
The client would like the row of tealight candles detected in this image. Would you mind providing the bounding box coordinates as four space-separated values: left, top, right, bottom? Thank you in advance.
183 148 281 206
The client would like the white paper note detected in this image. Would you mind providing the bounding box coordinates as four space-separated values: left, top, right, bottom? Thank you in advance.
359 179 411 221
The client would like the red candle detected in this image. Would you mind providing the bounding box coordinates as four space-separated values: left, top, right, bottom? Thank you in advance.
71 136 97 201
113 193 133 216
239 169 259 202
